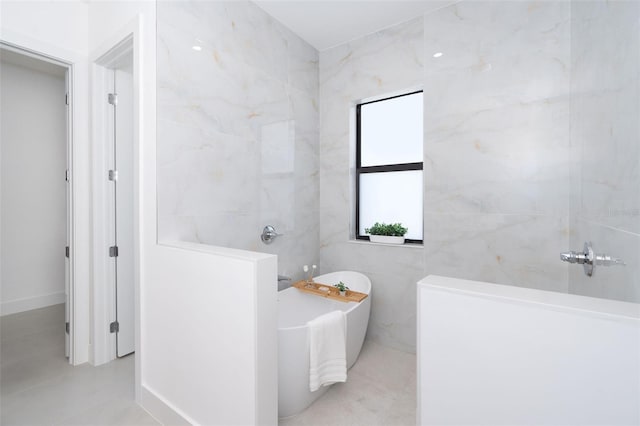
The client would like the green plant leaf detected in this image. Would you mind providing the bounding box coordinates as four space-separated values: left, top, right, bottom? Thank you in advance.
365 222 407 236
334 281 349 291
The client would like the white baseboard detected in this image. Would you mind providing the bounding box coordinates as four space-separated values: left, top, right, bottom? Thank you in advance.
141 385 193 426
0 292 65 316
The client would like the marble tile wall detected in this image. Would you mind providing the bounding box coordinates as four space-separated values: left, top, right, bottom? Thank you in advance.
319 17 425 353
156 1 320 281
568 0 640 302
156 0 640 356
422 1 572 294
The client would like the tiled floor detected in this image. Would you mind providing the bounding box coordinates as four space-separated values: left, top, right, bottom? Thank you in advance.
2 304 415 426
0 304 158 426
279 339 416 426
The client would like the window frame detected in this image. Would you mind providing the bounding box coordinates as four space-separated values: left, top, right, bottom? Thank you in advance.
355 90 424 244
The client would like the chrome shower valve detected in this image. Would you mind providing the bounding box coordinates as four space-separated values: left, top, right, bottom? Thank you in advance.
560 242 624 277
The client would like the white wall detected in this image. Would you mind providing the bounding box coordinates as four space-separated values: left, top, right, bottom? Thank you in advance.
0 1 88 56
418 275 640 426
0 60 67 315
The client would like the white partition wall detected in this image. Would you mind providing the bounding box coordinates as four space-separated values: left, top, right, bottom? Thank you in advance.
142 242 278 426
87 3 280 423
418 276 640 426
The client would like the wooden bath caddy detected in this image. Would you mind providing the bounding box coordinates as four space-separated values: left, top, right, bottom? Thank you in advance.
292 280 368 303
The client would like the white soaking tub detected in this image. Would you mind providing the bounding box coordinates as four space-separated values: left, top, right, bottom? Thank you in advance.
277 271 372 418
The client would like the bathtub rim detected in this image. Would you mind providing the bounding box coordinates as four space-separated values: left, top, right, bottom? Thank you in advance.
278 270 371 332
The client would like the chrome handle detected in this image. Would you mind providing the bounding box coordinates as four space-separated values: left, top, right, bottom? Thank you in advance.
560 251 588 264
594 254 625 267
261 225 282 244
560 242 624 277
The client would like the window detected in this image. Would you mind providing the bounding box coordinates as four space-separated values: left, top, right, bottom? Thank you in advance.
356 91 423 243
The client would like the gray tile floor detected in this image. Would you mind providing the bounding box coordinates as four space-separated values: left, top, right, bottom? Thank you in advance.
0 304 158 426
1 304 416 426
279 339 417 426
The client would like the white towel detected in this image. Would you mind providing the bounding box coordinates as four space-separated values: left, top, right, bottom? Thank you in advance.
308 310 347 392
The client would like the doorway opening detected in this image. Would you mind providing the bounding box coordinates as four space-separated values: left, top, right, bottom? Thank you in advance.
0 45 74 363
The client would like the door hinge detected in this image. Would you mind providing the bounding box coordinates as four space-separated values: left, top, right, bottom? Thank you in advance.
65 169 70 182
108 93 118 106
65 322 70 334
108 170 118 181
110 321 119 333
65 246 70 258
109 246 119 257
65 93 69 105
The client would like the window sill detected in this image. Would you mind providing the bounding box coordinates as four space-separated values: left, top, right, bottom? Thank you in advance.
347 239 424 249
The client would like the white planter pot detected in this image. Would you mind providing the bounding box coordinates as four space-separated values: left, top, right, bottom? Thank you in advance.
369 235 405 245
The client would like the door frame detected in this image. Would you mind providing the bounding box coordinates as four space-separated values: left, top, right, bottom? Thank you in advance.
90 18 142 368
0 39 84 365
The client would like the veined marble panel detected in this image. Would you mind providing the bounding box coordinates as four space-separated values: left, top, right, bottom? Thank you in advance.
287 32 320 95
158 28 291 143
422 1 572 298
424 213 570 293
570 0 640 95
571 90 640 234
568 0 640 302
423 1 570 118
320 16 424 104
158 1 288 83
157 0 320 280
424 96 571 215
157 121 260 217
570 0 640 236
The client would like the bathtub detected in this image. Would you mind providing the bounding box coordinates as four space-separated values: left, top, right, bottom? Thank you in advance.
277 271 372 418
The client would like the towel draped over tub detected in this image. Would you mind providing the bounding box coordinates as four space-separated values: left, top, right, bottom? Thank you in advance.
307 310 347 392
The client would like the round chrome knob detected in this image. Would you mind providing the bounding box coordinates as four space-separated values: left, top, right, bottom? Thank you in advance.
261 225 281 244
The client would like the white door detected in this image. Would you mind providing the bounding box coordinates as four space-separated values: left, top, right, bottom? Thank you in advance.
108 62 135 357
64 70 71 359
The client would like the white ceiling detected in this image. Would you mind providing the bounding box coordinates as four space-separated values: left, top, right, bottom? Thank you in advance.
253 1 457 51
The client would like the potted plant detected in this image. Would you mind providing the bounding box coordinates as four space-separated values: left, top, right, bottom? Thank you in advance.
365 222 407 245
334 281 349 296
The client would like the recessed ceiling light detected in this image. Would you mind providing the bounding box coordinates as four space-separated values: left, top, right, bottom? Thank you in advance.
433 52 443 58
192 45 202 51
